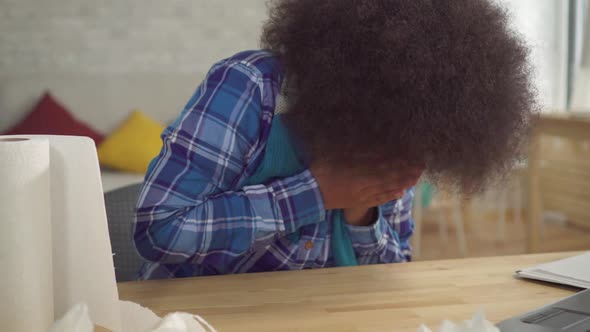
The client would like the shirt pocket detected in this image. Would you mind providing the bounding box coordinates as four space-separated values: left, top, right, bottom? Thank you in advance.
284 223 328 269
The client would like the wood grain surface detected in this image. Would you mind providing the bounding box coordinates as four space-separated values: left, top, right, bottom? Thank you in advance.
116 252 583 332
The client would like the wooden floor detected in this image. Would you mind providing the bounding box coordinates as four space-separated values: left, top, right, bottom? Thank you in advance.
413 210 590 261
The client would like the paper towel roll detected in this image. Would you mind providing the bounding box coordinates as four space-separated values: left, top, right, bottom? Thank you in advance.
46 136 122 332
3 135 122 332
0 137 54 331
1 135 202 332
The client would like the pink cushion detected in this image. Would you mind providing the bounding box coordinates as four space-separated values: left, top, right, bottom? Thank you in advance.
4 92 104 145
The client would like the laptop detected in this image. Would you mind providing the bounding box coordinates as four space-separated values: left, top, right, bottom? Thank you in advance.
497 289 590 331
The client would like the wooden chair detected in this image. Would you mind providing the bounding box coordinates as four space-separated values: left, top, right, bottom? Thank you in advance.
526 114 590 252
413 183 468 258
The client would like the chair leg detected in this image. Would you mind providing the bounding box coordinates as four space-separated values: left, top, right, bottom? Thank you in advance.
469 196 482 235
438 211 449 245
539 200 547 239
452 200 468 257
497 190 507 242
526 134 541 253
512 177 522 225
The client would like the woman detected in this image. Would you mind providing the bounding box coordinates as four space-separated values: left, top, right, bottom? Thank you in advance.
133 0 535 279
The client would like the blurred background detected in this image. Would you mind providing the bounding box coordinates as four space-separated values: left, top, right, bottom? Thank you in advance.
0 0 589 260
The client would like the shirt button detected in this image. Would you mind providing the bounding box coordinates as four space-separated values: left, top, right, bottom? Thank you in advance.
304 241 314 250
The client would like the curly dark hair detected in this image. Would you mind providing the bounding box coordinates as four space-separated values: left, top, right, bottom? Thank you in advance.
261 0 537 193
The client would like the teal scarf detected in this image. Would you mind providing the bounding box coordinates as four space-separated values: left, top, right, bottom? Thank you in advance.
244 115 358 266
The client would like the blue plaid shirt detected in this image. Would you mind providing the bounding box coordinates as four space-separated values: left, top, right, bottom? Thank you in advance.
133 50 414 279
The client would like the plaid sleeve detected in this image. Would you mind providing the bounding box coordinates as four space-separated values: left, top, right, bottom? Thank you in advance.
346 188 415 264
133 58 325 266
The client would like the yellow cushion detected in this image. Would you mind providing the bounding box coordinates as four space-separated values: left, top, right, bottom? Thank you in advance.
98 111 164 174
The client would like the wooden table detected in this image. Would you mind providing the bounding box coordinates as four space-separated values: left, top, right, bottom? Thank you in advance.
118 252 581 332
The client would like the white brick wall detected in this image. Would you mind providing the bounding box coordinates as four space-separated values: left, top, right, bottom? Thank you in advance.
0 0 268 132
0 0 267 75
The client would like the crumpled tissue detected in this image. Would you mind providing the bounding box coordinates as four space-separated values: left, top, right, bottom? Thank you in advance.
50 303 217 332
417 310 501 332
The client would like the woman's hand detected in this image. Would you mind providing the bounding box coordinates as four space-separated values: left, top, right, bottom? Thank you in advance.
310 162 422 210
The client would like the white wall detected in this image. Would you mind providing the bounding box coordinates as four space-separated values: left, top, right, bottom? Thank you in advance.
0 0 267 132
497 0 569 110
0 0 267 75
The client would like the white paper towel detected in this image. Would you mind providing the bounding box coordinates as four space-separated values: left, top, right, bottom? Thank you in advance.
49 303 94 332
1 135 216 332
417 310 500 332
0 137 54 331
52 302 217 332
47 136 121 331
0 135 120 331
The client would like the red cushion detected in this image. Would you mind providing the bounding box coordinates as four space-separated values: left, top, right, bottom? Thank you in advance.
4 92 104 145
